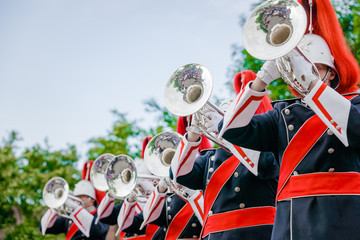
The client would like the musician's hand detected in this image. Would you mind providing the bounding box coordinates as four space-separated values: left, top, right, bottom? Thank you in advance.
186 115 203 135
157 178 168 193
203 108 222 133
126 192 136 203
65 198 80 210
256 60 281 85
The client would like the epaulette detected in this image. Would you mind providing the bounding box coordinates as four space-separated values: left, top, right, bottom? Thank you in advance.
271 97 301 107
343 92 360 97
199 148 216 156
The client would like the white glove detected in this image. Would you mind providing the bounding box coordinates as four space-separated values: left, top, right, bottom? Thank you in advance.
287 49 318 91
185 114 203 135
256 60 281 85
203 108 222 133
65 198 80 210
157 178 169 193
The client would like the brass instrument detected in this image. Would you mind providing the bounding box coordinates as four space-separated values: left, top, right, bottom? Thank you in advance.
90 153 116 192
143 131 194 198
143 131 182 177
105 154 160 200
42 177 83 218
164 63 226 147
243 0 320 96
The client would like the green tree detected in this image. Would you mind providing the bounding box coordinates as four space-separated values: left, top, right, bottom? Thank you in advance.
86 103 178 162
87 110 146 161
0 131 80 239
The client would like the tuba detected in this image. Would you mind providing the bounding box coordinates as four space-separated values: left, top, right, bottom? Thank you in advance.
90 153 116 193
243 0 320 97
143 131 182 177
42 177 83 218
164 63 226 147
143 131 192 198
105 154 160 200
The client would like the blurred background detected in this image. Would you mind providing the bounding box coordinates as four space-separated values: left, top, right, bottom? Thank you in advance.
0 0 359 239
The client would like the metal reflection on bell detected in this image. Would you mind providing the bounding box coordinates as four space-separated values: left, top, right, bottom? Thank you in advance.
243 0 307 60
106 155 137 198
144 132 182 177
90 153 115 192
262 5 293 46
43 177 69 209
164 63 213 117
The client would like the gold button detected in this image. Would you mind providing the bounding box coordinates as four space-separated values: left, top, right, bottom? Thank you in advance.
327 130 333 135
284 109 290 115
293 171 299 176
193 235 198 239
330 120 335 124
234 172 239 178
328 148 335 154
208 210 213 216
235 187 240 192
239 203 245 209
192 223 197 228
167 206 171 211
168 215 172 220
336 126 341 130
329 168 335 172
209 168 214 173
288 124 294 131
163 228 167 232
167 198 172 203
210 156 215 161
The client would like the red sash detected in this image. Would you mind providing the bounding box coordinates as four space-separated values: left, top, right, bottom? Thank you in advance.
120 224 159 240
201 155 240 237
202 206 276 236
66 209 97 240
278 172 360 201
276 94 357 201
165 202 195 240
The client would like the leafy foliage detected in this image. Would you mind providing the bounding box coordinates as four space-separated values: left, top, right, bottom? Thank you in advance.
0 131 79 239
87 110 147 160
144 98 178 134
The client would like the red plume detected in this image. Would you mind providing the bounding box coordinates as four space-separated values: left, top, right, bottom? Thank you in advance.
141 137 153 159
233 70 273 114
298 0 360 93
82 160 105 203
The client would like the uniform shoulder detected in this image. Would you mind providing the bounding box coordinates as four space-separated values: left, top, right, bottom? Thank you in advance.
344 92 360 103
199 148 216 156
271 97 301 107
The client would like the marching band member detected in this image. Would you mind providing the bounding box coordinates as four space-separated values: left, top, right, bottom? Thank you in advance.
140 178 203 240
82 160 107 204
97 169 163 239
99 194 164 240
137 119 211 240
40 179 109 239
170 71 279 240
96 138 165 239
216 1 360 239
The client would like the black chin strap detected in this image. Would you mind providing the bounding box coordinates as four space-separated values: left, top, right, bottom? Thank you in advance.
321 67 332 85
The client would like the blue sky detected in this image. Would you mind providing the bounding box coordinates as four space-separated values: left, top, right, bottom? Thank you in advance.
0 0 255 163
